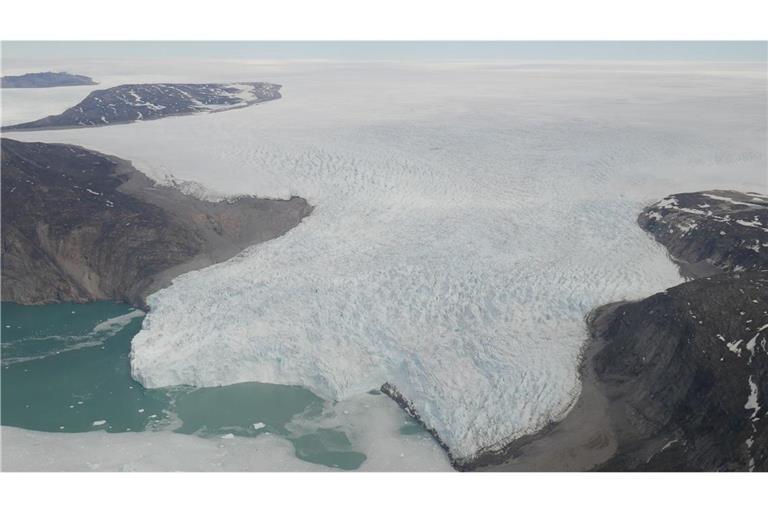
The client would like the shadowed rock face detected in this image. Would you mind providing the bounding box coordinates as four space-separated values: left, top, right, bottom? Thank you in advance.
1 72 96 88
3 82 281 130
1 138 311 308
593 271 767 471
592 190 767 471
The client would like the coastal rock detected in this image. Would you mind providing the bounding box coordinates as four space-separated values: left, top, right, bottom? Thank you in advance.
3 82 281 130
1 72 96 88
639 190 768 275
586 192 768 470
592 270 767 471
1 138 311 307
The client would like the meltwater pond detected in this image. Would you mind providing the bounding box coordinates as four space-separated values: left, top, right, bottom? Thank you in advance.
1 302 445 471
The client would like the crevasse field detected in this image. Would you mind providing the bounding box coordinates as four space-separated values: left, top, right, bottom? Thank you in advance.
3 59 766 462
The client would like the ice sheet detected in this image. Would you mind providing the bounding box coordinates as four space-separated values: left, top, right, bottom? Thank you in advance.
5 59 766 460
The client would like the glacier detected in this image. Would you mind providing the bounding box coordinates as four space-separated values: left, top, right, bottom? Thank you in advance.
5 59 766 461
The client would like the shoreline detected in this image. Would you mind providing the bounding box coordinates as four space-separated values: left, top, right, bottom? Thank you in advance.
380 303 623 471
466 303 623 471
111 153 313 308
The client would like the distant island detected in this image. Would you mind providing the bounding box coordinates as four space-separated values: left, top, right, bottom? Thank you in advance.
1 71 96 88
3 82 282 131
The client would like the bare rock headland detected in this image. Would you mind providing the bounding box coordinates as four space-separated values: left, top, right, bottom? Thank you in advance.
1 138 311 308
3 82 281 130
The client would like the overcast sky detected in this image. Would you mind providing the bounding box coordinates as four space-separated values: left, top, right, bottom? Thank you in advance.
3 41 766 61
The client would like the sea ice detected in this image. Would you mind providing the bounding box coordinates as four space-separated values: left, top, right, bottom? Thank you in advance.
0 426 327 471
1 390 451 471
92 309 145 334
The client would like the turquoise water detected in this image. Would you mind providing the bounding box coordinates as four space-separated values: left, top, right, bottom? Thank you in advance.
399 421 425 435
1 302 383 470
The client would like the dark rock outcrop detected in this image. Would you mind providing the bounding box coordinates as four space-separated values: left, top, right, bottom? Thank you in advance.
586 191 768 471
592 270 767 471
1 138 311 308
589 190 768 471
639 190 768 275
1 72 96 88
3 82 281 131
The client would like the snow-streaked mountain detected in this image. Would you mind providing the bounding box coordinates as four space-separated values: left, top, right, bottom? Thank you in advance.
4 82 281 130
5 60 766 461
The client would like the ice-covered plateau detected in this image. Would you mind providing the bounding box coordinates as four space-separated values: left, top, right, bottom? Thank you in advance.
7 61 766 463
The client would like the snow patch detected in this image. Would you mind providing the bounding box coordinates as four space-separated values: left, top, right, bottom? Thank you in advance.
726 339 744 356
745 375 761 421
702 193 763 208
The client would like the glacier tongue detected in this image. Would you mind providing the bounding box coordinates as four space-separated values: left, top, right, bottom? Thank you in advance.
129 190 681 459
7 60 765 461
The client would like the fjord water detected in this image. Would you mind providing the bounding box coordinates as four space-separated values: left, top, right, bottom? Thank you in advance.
1 302 416 470
2 302 167 434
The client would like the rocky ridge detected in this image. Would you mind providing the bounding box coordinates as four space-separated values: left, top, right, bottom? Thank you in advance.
1 72 96 89
1 138 311 308
3 82 281 130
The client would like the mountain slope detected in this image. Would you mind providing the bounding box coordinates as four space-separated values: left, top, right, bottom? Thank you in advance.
3 82 281 130
1 138 311 307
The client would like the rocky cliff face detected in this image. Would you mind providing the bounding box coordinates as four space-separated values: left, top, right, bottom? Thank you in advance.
591 190 767 471
592 271 767 471
3 82 281 130
1 138 311 307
